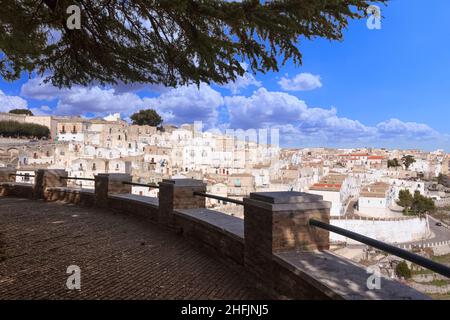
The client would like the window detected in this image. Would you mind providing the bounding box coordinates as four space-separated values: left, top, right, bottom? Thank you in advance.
92 163 96 171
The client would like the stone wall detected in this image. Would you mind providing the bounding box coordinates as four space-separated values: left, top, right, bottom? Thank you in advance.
108 195 159 222
173 208 244 266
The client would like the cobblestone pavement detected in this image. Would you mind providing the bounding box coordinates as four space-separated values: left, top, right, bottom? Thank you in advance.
0 197 267 300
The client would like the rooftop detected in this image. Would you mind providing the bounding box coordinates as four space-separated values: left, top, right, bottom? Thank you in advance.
360 182 391 198
309 174 347 192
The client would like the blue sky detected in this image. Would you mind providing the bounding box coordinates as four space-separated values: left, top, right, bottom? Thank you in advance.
1 0 450 151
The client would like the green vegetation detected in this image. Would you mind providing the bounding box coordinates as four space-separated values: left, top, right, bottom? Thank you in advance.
397 190 435 216
8 109 33 116
411 268 433 276
131 109 163 127
0 0 387 88
395 261 412 279
401 155 416 170
432 253 450 265
429 279 449 287
0 120 50 139
387 158 401 168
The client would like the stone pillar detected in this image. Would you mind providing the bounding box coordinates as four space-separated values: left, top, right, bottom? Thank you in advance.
0 168 16 182
158 179 206 226
0 168 16 196
33 169 68 199
243 191 330 282
94 173 132 207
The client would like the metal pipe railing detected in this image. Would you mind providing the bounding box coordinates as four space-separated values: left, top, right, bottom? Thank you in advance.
193 191 244 206
60 176 95 181
122 181 160 189
309 218 450 278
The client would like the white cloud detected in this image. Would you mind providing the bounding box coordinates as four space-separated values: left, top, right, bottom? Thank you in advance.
0 90 28 112
224 88 373 139
220 63 261 94
20 79 222 127
223 88 448 148
20 78 63 101
15 77 450 150
29 105 53 116
21 78 146 116
376 118 438 138
54 87 145 116
143 84 223 127
278 73 322 91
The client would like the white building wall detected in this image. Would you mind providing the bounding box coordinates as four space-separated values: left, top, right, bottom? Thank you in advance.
131 186 159 197
308 190 342 216
330 217 430 244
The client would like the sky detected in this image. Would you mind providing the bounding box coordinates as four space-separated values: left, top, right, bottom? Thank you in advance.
1 0 450 151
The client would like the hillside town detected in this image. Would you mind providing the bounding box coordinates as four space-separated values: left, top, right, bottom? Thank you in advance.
2 111 450 298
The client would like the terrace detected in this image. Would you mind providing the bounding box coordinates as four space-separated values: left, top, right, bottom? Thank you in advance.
0 168 442 300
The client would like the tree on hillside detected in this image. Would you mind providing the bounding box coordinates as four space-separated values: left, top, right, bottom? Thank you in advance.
130 109 163 127
401 155 416 170
397 189 435 216
397 189 414 209
395 261 411 279
0 120 50 139
8 109 33 116
0 0 387 88
387 158 401 168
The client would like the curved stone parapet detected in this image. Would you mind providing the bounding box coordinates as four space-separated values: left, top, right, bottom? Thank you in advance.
0 177 431 300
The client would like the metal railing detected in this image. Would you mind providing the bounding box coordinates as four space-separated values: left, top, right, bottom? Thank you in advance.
8 173 36 178
122 181 160 189
193 191 244 206
309 218 450 278
60 176 95 181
